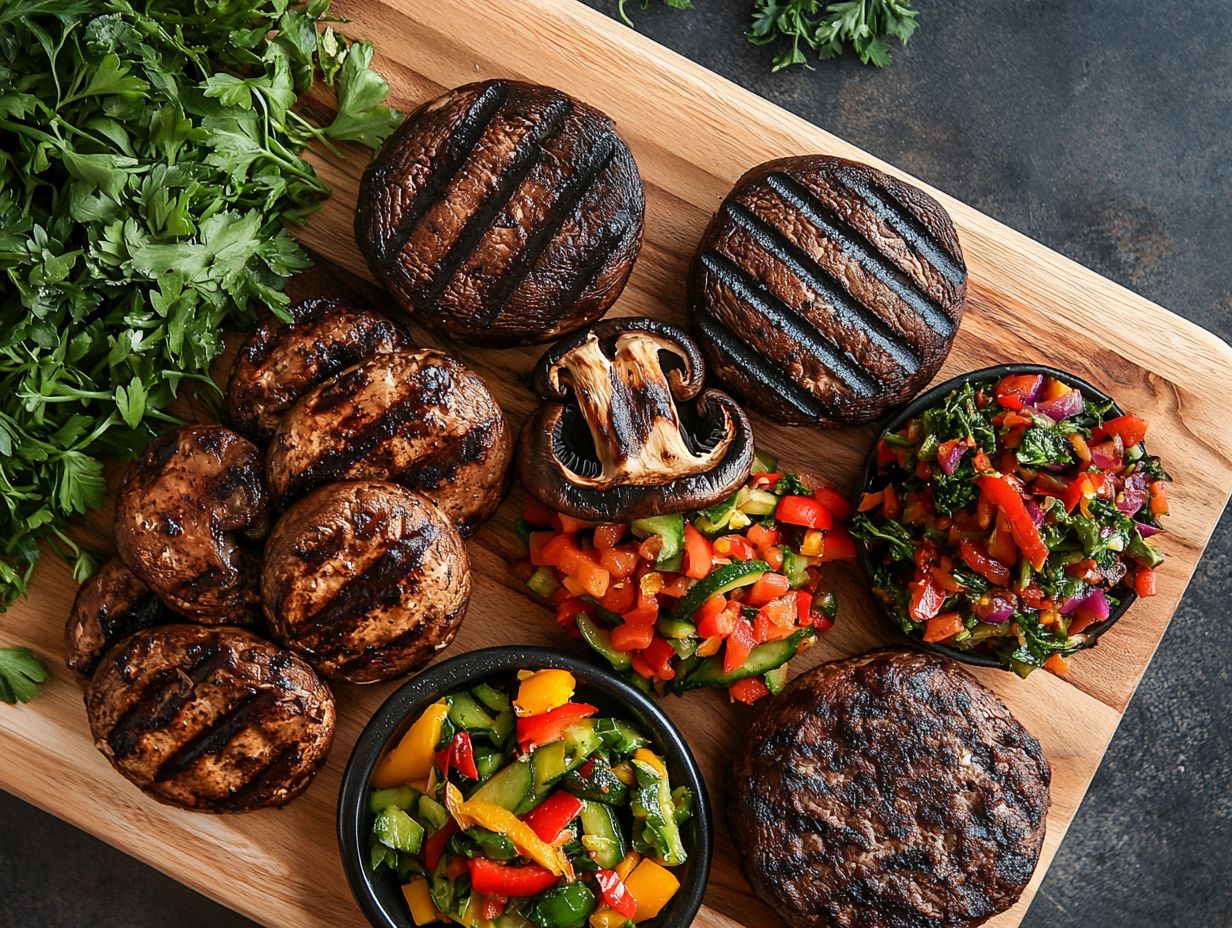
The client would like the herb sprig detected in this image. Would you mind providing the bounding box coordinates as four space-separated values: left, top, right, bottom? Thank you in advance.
0 0 401 699
750 0 919 70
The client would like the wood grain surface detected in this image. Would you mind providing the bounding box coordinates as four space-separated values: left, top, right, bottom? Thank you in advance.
3 1 1232 927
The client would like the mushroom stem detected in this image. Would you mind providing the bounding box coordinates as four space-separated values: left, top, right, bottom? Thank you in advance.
557 332 713 484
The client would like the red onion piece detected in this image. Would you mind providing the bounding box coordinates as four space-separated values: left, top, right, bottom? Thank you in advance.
1025 498 1044 525
1038 389 1085 421
938 442 967 476
1135 520 1163 538
1081 587 1112 621
1090 434 1125 472
1117 472 1150 515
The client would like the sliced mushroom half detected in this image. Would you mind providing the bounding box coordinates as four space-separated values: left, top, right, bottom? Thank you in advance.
517 317 755 521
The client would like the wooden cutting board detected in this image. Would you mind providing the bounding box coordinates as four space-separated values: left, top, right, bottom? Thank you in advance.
3 1 1231 926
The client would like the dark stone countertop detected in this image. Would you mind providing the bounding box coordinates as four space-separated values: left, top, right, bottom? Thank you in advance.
2 1 1229 925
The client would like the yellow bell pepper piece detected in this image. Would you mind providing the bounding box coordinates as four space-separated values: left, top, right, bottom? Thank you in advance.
402 878 442 925
373 700 449 788
800 529 825 557
610 762 636 786
632 748 667 780
514 669 576 716
624 858 680 923
589 909 629 928
614 850 641 881
445 784 575 880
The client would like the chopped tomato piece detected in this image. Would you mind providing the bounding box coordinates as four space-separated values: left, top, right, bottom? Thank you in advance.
598 546 639 580
746 572 791 606
713 534 756 561
611 622 655 652
776 495 833 530
729 677 771 704
994 373 1043 409
794 590 813 625
723 620 757 674
600 581 636 615
557 514 595 533
882 484 901 520
682 523 713 579
640 635 677 680
745 524 779 547
695 595 733 638
1093 414 1148 446
812 486 853 521
593 523 626 549
1043 653 1070 677
858 490 884 512
817 525 857 561
958 539 1011 587
875 439 896 467
908 575 945 625
1134 567 1158 597
922 611 964 642
753 595 797 642
1149 481 1169 516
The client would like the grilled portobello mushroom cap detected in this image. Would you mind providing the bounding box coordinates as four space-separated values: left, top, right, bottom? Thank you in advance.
261 480 471 683
86 624 336 812
690 155 967 426
114 425 270 625
355 79 644 346
265 349 511 536
731 649 1050 928
225 298 413 443
65 558 175 676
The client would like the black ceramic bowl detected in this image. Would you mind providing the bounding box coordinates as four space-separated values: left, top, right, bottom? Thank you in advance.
338 646 713 927
855 363 1139 670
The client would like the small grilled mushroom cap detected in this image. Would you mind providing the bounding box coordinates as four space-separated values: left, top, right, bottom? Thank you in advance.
114 425 270 625
65 558 174 676
518 317 754 521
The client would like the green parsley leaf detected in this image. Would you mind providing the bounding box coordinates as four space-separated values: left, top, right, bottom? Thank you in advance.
747 0 919 71
0 647 48 705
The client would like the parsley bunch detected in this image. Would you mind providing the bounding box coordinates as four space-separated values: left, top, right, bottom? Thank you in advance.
749 0 919 71
0 0 401 700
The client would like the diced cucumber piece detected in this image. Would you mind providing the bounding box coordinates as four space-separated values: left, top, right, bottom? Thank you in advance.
368 785 418 815
592 718 649 756
470 755 534 811
1127 533 1165 568
461 827 518 861
472 682 512 714
630 513 685 571
562 721 602 771
532 740 569 798
417 794 449 831
525 566 561 599
736 485 778 515
781 547 810 588
490 709 515 749
668 637 698 660
474 746 504 781
373 805 424 854
677 629 811 691
579 800 627 869
673 560 769 619
763 664 790 695
655 616 696 639
576 613 632 671
448 691 495 732
527 881 596 928
564 758 630 807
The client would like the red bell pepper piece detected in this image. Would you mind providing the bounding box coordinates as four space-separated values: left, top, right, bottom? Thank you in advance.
595 869 638 918
593 523 627 549
1149 481 1169 517
713 534 757 561
640 635 677 680
452 731 479 780
696 596 736 638
775 495 833 530
729 677 771 704
477 894 507 920
682 523 713 579
467 859 560 897
812 485 853 521
908 575 945 625
522 791 584 843
517 702 598 751
978 474 1049 571
795 590 813 626
611 621 655 652
423 820 458 873
817 525 857 561
723 620 758 674
1135 567 1159 597
753 594 798 643
994 373 1043 410
746 571 791 606
958 539 1011 587
1093 413 1148 447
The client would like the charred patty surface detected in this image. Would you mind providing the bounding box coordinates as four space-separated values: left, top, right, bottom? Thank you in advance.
264 349 511 536
261 480 471 683
690 155 966 426
225 298 413 442
114 425 270 625
730 649 1050 928
86 624 336 812
355 79 644 346
65 558 175 676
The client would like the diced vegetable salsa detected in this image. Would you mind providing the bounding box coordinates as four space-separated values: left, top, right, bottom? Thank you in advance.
517 457 854 704
852 372 1170 676
368 670 692 927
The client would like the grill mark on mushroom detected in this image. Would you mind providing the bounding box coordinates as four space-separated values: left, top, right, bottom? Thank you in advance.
534 226 630 329
379 80 510 264
477 133 619 328
698 248 880 399
718 201 922 372
152 688 278 782
212 742 307 812
691 312 831 422
831 173 966 286
764 172 956 338
414 97 574 307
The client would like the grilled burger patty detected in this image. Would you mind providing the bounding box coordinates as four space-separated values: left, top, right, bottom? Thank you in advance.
261 480 471 683
114 425 270 625
86 624 336 812
65 558 174 676
731 649 1050 928
690 155 967 426
265 349 511 536
225 298 413 443
355 79 644 346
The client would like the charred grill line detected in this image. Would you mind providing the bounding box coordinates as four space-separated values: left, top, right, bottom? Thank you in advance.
832 174 966 287
692 311 831 422
151 688 278 783
477 133 619 327
537 225 628 325
699 249 878 397
764 172 956 338
105 648 233 759
719 202 920 374
414 97 575 308
379 81 510 264
214 742 306 811
300 527 437 649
